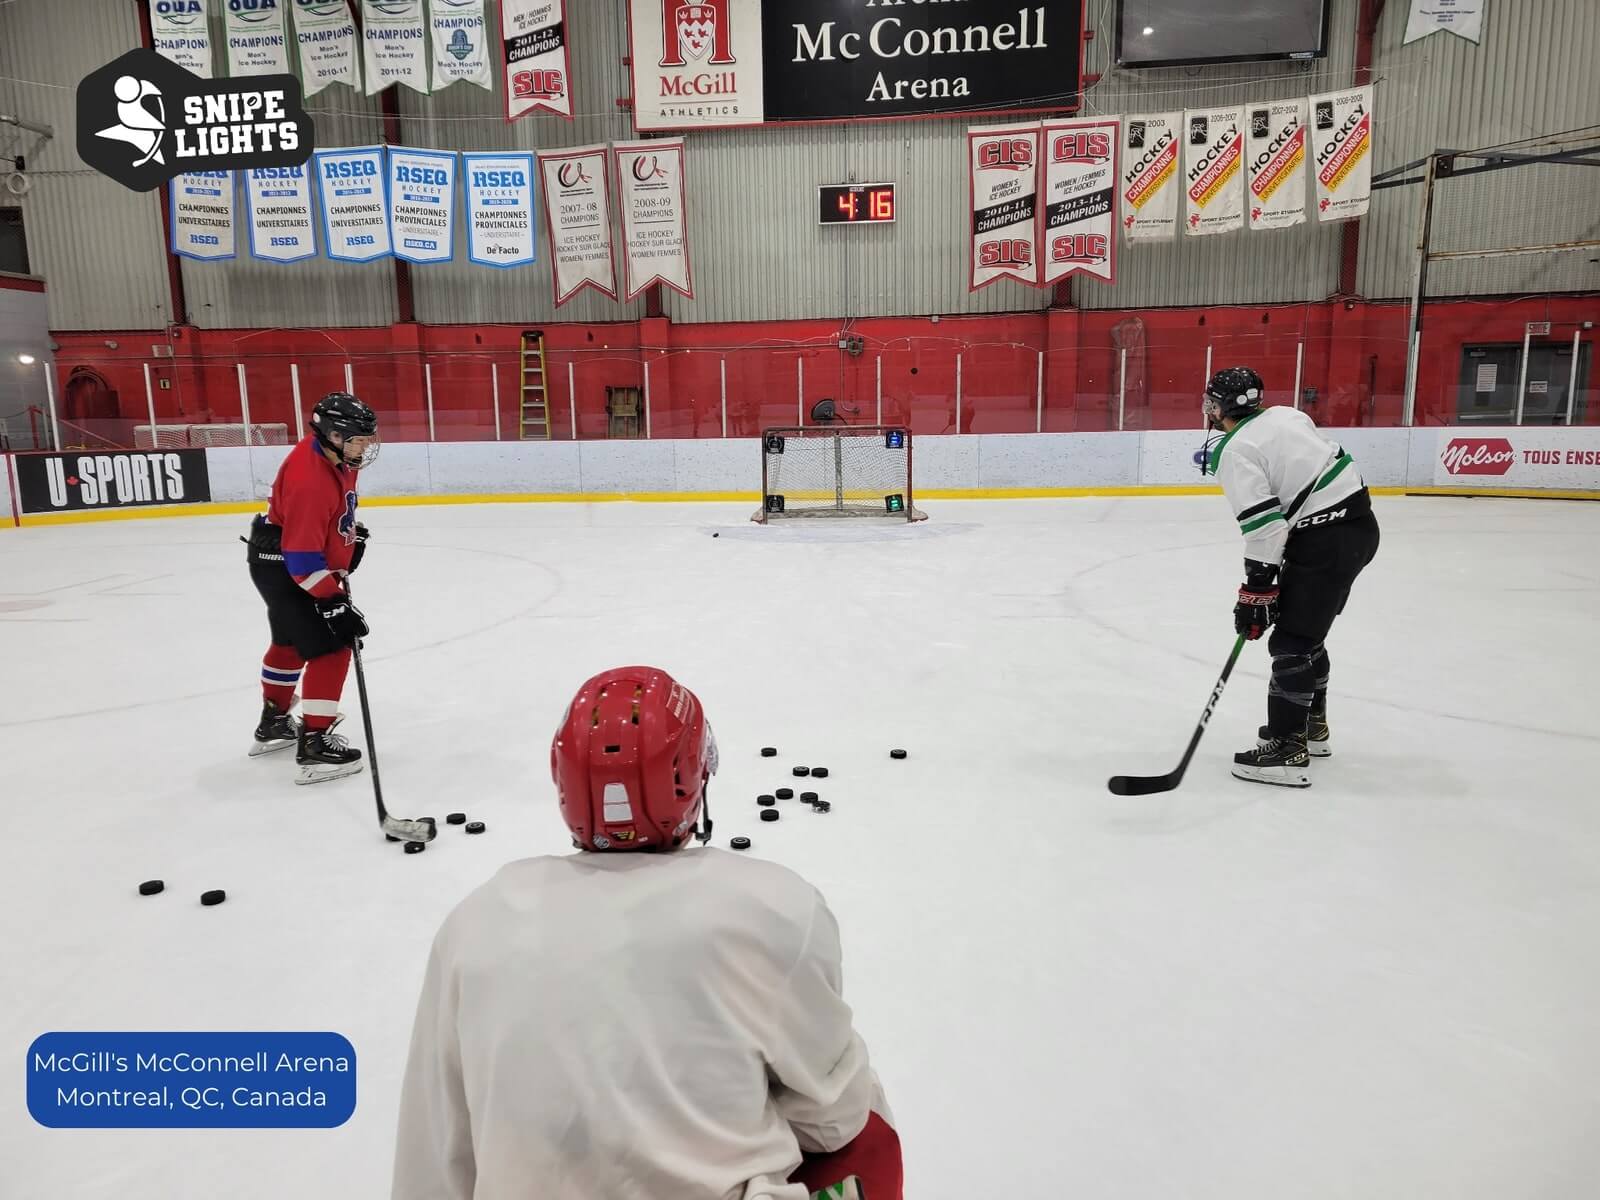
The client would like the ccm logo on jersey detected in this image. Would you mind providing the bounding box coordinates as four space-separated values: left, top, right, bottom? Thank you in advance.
1294 506 1347 531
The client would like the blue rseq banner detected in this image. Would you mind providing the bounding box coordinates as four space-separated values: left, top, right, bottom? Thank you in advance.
27 1032 356 1128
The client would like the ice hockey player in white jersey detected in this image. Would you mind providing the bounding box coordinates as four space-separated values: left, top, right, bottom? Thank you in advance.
391 665 902 1200
1202 367 1381 787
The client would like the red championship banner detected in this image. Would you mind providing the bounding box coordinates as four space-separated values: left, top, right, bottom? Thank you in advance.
1311 85 1373 222
968 121 1040 290
503 0 573 120
614 138 693 301
1246 98 1306 231
538 145 618 305
1120 112 1180 242
1183 106 1244 236
1040 117 1118 286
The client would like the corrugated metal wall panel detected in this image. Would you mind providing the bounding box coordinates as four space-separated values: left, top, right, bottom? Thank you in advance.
1071 0 1358 310
0 0 172 330
1357 0 1600 299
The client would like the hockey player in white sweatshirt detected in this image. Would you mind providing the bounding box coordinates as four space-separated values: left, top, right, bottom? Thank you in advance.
1202 367 1381 787
392 665 901 1200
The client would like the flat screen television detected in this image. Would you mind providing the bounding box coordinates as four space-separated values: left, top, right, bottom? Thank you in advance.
1116 1 1331 68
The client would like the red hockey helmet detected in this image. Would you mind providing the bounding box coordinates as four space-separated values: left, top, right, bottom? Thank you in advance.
551 666 718 852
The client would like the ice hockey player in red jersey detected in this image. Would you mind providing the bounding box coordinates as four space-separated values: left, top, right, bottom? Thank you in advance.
244 392 378 784
1202 367 1381 787
392 666 902 1200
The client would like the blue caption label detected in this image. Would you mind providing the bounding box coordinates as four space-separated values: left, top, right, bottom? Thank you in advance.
27 1032 356 1128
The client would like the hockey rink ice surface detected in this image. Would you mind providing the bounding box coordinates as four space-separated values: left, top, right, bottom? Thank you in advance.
2 494 1598 1200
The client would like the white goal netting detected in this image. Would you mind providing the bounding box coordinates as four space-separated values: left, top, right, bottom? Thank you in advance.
754 426 926 523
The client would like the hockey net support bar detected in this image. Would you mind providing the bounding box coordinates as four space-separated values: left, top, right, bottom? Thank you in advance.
753 425 927 524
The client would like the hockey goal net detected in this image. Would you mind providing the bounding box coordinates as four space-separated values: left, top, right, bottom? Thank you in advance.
753 426 927 523
134 423 291 449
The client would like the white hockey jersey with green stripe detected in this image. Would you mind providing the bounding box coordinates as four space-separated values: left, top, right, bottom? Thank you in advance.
1210 406 1364 567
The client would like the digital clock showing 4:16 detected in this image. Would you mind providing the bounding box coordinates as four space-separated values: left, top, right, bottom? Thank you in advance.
818 183 896 225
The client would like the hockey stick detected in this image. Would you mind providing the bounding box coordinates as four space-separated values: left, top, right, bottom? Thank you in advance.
348 625 436 844
1107 634 1247 796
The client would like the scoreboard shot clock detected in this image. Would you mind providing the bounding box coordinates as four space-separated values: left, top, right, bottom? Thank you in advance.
818 183 896 225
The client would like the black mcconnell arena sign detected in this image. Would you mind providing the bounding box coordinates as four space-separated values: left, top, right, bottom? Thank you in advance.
16 450 212 514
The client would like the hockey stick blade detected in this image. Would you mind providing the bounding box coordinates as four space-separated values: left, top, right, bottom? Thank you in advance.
382 814 437 843
1107 634 1248 797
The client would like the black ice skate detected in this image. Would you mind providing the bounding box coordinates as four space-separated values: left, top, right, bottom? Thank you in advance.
249 701 300 757
1234 732 1311 788
295 721 364 785
1258 712 1331 758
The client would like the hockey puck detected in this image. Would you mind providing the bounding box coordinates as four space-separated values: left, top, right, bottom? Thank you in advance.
760 809 780 822
761 747 778 757
200 889 226 907
792 766 810 777
775 787 794 800
138 880 164 897
756 794 776 807
800 791 818 804
810 767 829 778
385 835 401 842
404 841 426 854
812 801 831 814
713 532 720 538
730 836 751 850
890 749 907 759
465 821 486 834
446 812 467 825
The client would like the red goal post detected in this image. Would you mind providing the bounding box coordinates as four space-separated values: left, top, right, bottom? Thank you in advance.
753 425 927 524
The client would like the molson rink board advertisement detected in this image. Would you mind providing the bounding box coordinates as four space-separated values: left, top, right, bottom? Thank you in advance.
1311 85 1373 222
1246 98 1306 231
1183 106 1244 236
1120 111 1179 241
1434 429 1600 489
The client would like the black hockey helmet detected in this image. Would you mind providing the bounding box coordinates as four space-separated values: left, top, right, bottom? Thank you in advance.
1202 366 1266 427
311 391 380 467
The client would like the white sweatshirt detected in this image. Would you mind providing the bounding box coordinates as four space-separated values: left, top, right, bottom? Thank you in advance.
392 848 886 1200
1210 405 1366 568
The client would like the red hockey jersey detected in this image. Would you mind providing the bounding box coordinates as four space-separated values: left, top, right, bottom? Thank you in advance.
266 435 360 600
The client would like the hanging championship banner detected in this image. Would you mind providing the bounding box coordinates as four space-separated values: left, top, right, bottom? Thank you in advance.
151 2 214 77
463 153 537 267
968 122 1040 290
314 146 392 261
245 165 317 262
388 148 456 265
613 139 692 301
430 0 492 92
1183 107 1245 237
169 172 236 260
1311 86 1374 223
1039 118 1118 286
224 0 292 77
502 0 573 121
1246 99 1307 231
1120 113 1180 242
361 0 430 95
538 145 616 304
289 0 362 96
1405 0 1484 44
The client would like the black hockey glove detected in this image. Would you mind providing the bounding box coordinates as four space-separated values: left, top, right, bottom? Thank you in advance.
316 593 369 647
1234 559 1280 641
348 522 370 573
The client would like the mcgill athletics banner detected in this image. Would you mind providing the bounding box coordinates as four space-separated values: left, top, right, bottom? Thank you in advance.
1311 85 1373 223
503 0 573 120
1039 118 1118 287
968 122 1040 291
1183 106 1244 237
1246 99 1306 231
1120 112 1180 242
15 451 211 515
628 0 1083 132
614 139 693 301
538 145 617 304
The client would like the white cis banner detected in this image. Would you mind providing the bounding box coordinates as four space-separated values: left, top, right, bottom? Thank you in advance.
1120 112 1180 242
1039 118 1118 286
169 172 235 260
1183 106 1245 236
627 0 763 132
463 153 537 268
151 1 213 77
1311 85 1374 223
314 146 392 262
502 0 573 120
1433 429 1600 488
537 145 617 304
430 0 492 92
289 0 362 96
968 122 1040 290
245 165 318 263
388 148 456 265
613 139 693 301
224 0 292 76
1246 98 1307 231
362 0 430 95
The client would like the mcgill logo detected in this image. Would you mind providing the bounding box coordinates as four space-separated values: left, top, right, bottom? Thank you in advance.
1441 437 1515 476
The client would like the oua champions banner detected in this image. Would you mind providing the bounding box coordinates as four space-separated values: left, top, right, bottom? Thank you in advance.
289 0 362 96
431 0 493 93
224 0 292 77
362 0 430 95
151 0 214 77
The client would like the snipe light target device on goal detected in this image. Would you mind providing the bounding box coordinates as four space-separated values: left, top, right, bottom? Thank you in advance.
753 425 926 524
